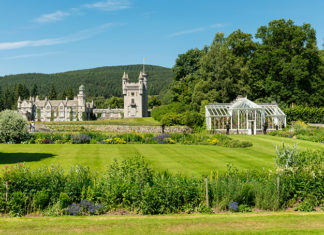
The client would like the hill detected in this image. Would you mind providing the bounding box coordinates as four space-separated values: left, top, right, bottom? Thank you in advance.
0 64 173 98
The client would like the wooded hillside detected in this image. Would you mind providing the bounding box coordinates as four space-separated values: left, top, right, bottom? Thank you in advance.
0 64 173 98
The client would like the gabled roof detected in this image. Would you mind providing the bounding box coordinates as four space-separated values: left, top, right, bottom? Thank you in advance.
205 97 286 117
229 97 261 110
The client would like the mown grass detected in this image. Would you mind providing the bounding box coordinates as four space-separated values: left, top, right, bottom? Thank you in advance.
0 135 322 176
0 212 324 234
38 117 161 126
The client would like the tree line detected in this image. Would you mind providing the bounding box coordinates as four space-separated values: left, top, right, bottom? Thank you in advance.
153 19 324 128
168 19 323 110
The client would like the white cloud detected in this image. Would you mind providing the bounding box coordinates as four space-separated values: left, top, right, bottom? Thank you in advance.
84 0 131 11
210 23 224 28
0 23 113 50
168 24 224 38
1 52 61 60
34 11 70 23
168 27 206 38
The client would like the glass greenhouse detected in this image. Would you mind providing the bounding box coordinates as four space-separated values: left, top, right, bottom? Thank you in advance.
205 96 286 134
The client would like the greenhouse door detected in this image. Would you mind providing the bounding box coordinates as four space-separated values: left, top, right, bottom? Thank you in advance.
248 120 256 135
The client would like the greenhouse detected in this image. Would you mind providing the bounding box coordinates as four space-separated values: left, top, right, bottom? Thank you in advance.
205 96 286 134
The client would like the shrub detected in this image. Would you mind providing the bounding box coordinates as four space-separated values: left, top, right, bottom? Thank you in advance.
161 112 185 126
297 201 315 212
71 134 91 144
9 191 28 217
238 204 252 212
228 201 239 212
34 190 50 210
283 106 324 124
59 192 71 209
0 110 30 143
151 103 188 122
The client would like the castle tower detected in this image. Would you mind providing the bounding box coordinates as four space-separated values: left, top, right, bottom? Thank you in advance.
77 85 86 120
122 71 148 118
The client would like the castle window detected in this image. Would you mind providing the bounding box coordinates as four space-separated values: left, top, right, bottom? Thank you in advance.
131 99 135 104
131 92 134 96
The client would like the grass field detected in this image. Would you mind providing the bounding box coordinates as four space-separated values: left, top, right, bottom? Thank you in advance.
0 212 324 234
38 117 161 126
0 135 322 176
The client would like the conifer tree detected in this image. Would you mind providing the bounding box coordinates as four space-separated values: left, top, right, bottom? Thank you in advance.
49 84 57 100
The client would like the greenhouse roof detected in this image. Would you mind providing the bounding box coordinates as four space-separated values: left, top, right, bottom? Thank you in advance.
205 97 286 117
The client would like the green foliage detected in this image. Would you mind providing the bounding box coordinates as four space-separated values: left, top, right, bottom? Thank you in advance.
296 201 315 212
9 191 27 217
48 84 57 100
283 106 324 124
1 148 324 216
0 65 173 104
238 204 252 212
59 192 71 209
69 108 73 121
148 96 161 109
162 19 323 128
0 110 29 143
34 190 50 210
270 121 324 143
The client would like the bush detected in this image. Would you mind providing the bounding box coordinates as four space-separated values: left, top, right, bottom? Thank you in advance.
71 134 91 144
151 103 188 122
238 204 252 212
9 191 28 217
34 190 50 210
0 110 29 143
297 201 315 212
161 112 185 126
59 192 71 209
228 201 239 212
283 106 324 124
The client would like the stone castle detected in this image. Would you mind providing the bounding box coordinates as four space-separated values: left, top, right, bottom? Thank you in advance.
18 71 148 121
122 71 148 118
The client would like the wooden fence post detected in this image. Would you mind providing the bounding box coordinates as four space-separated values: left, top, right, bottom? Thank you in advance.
205 178 209 207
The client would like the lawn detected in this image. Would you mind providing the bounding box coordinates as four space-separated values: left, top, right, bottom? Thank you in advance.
0 212 324 234
0 135 322 176
39 117 161 126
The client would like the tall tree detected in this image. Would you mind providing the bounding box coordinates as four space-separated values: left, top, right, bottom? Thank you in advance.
48 84 57 100
191 30 256 110
60 90 68 100
169 48 207 104
67 87 74 100
250 19 322 105
3 88 14 110
31 84 38 97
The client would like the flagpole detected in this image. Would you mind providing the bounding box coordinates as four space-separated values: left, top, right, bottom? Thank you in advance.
143 58 145 74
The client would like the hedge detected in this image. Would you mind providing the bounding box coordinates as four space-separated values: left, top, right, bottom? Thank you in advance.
283 106 324 124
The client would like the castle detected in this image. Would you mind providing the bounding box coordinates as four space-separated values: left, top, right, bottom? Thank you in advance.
18 71 148 121
122 71 148 118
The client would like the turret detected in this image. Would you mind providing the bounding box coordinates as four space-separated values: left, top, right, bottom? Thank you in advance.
122 72 128 95
77 85 86 107
17 96 22 109
138 71 143 95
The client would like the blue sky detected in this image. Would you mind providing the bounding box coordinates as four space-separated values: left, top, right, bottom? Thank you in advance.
0 0 323 75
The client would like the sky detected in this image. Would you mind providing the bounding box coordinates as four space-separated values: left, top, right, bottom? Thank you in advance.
0 0 323 76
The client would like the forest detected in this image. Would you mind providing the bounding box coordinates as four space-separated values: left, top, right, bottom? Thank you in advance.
0 64 173 110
